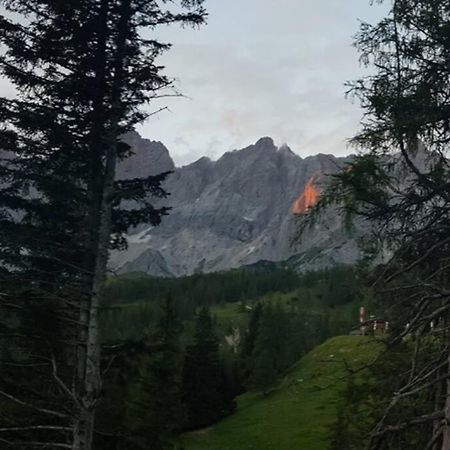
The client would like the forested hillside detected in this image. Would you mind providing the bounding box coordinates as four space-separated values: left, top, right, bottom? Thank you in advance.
100 265 362 342
90 265 371 448
182 336 382 450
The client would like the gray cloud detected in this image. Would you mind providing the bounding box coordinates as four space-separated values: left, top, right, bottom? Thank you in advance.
0 0 388 165
138 0 388 165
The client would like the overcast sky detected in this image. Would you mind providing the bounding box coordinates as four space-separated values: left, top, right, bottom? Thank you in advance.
137 0 388 165
0 0 388 166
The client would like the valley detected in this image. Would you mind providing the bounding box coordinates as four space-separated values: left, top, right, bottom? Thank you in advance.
1 1 448 449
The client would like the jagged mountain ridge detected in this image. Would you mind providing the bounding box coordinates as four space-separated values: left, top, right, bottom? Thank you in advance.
110 132 365 276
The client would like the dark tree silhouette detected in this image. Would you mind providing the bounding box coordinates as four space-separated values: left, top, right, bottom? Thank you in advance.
300 1 450 448
0 1 205 448
183 308 235 429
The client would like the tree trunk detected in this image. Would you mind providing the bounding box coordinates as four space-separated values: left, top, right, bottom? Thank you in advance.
72 130 118 450
72 1 109 448
72 2 131 448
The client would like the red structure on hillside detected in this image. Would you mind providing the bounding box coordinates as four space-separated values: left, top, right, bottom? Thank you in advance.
350 306 389 336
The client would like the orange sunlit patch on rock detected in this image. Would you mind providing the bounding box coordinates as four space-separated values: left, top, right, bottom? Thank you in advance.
292 174 321 215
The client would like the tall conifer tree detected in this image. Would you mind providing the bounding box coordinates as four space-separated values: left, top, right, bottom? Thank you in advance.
301 1 450 448
124 297 184 450
0 1 205 448
183 307 235 429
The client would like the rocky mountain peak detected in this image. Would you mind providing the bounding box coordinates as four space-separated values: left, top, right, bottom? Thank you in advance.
254 136 276 148
109 131 363 277
116 131 175 180
277 144 298 158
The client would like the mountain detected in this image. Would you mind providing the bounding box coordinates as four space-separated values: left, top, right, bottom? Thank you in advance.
116 131 175 179
110 133 366 276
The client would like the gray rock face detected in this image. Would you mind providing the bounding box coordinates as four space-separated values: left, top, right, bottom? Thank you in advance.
110 133 365 276
117 131 175 179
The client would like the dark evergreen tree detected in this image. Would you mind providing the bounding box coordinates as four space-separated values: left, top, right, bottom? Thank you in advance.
300 1 450 448
183 307 235 429
250 304 282 392
0 1 205 448
221 348 243 398
241 303 263 358
251 348 277 395
94 339 147 450
123 297 184 450
285 303 307 363
240 302 263 384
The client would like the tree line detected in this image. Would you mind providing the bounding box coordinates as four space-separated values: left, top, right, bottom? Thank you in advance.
100 265 362 342
95 266 362 448
105 267 301 307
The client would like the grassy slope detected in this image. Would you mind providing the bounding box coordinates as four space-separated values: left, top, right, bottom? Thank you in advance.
182 336 381 450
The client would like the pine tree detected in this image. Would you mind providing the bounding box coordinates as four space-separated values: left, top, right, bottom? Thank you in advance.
249 303 295 393
124 297 185 450
0 1 206 448
183 307 235 429
250 305 279 392
300 1 450 448
252 348 277 395
241 303 263 358
240 302 263 383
